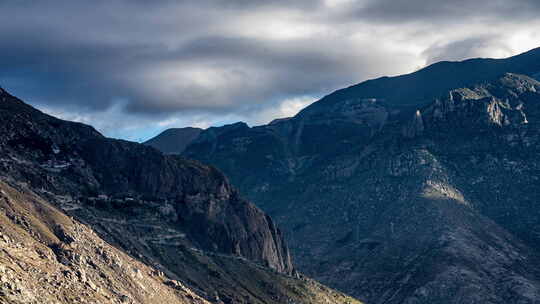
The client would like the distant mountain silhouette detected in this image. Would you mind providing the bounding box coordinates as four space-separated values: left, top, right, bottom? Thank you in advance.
144 127 202 154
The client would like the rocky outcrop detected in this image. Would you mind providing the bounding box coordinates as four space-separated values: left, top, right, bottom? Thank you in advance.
181 47 540 304
423 74 533 129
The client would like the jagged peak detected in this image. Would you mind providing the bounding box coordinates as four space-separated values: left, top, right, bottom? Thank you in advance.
443 73 539 102
423 72 537 130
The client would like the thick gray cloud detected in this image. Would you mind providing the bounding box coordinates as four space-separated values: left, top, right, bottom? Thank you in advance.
422 35 514 65
352 0 540 24
0 0 539 141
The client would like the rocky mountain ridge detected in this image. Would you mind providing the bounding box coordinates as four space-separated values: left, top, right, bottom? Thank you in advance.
177 47 540 304
0 87 292 275
0 88 361 304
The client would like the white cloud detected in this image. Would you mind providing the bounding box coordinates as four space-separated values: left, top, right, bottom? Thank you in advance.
248 96 316 126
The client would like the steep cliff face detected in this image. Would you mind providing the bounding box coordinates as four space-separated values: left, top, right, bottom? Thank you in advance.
182 50 540 304
0 88 292 275
0 88 361 304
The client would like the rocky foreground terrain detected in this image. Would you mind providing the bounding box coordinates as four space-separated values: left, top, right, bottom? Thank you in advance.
0 87 360 304
177 48 540 303
0 180 210 304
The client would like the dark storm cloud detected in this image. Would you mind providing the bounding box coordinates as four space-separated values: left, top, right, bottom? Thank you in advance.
0 0 538 140
124 35 405 114
0 37 145 111
352 0 540 24
0 0 406 114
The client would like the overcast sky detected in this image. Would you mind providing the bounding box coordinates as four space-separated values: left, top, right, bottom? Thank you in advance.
1 0 539 141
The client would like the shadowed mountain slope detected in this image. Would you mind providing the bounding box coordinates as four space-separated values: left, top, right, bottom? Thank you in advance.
180 47 540 304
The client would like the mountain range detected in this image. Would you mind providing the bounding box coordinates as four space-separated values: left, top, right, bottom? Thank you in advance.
145 47 540 303
0 87 360 304
4 46 540 304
